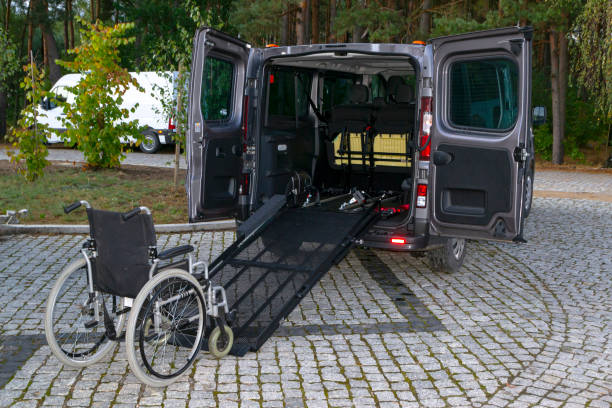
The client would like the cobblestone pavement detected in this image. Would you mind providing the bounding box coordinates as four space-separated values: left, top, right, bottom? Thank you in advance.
1 184 611 407
533 170 612 194
0 147 186 169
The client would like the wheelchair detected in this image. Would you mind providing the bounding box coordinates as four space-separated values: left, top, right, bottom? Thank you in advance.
44 200 233 387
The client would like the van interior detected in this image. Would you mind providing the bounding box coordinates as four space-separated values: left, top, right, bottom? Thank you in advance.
256 53 419 228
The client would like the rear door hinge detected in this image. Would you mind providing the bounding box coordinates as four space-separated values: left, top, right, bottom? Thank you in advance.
513 144 529 163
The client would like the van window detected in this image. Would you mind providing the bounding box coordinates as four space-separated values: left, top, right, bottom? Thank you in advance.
267 69 312 122
201 56 234 121
322 75 357 112
449 58 518 130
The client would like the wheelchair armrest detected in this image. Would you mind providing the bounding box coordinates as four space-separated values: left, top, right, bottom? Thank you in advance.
157 244 195 260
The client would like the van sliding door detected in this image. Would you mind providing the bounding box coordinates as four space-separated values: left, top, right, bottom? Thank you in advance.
187 28 250 222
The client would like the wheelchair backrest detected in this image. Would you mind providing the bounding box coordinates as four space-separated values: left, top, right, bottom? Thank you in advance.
86 208 156 297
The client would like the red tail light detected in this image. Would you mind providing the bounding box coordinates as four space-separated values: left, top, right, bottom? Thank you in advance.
419 96 432 160
416 184 427 208
242 95 249 152
239 96 249 196
391 238 406 244
168 116 176 131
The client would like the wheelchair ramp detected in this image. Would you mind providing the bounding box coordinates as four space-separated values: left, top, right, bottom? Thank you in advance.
207 200 377 355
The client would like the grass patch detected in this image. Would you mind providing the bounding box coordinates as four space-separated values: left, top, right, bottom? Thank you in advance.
0 161 188 224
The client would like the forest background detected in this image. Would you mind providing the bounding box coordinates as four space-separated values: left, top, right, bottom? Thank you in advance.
0 0 610 165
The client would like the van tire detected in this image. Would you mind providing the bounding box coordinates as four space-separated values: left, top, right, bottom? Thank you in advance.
524 167 534 218
140 132 160 154
427 238 466 273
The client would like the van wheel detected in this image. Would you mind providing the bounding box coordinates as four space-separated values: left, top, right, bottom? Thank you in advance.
140 132 160 154
427 238 466 273
523 168 534 218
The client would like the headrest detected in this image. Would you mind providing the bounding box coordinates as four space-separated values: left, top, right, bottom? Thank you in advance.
387 76 404 96
349 84 369 104
396 84 414 103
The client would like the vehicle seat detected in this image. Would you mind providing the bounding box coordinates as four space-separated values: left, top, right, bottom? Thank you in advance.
375 83 415 134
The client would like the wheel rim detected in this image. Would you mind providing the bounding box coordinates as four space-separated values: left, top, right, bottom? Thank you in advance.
142 135 156 151
50 265 120 361
451 238 465 260
524 175 533 211
138 278 204 379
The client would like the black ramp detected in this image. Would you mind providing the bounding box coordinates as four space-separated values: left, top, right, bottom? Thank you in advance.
208 204 377 355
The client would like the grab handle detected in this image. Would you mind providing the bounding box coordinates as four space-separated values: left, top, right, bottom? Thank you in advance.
122 207 142 221
64 200 90 214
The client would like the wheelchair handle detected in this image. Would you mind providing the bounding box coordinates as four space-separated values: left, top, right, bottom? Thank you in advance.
64 200 91 214
122 206 151 221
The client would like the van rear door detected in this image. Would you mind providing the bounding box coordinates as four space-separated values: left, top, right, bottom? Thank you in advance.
187 28 250 221
429 27 532 241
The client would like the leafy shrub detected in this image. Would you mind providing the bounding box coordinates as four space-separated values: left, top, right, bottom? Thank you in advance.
58 20 142 169
7 63 52 181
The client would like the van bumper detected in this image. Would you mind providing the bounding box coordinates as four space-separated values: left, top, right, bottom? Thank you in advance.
357 228 429 251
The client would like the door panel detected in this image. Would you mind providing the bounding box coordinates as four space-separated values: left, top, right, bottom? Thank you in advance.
429 27 532 241
187 28 250 222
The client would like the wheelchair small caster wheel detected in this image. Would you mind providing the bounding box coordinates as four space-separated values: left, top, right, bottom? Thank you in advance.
208 325 233 359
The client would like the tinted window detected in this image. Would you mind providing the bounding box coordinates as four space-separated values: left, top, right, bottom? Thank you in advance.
201 56 233 121
450 58 518 130
267 69 312 119
322 75 357 112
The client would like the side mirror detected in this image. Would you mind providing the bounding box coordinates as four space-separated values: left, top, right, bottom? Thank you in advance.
533 106 546 126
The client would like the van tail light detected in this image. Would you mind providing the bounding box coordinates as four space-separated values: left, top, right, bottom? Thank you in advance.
168 116 176 131
390 237 406 245
239 95 250 196
239 173 250 195
416 184 427 208
242 95 249 152
419 96 432 160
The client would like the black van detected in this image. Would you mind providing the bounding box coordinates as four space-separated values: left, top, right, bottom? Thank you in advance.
186 26 535 273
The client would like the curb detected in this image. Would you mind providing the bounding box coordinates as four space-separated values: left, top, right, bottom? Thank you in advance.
0 219 236 236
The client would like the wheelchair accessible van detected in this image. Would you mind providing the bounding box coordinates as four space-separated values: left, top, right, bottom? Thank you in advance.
44 201 234 387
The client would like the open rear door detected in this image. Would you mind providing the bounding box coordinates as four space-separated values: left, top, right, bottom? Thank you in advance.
429 27 532 241
187 28 250 222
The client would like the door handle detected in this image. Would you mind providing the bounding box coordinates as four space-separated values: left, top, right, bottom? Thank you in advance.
232 144 242 157
433 150 453 166
215 147 226 158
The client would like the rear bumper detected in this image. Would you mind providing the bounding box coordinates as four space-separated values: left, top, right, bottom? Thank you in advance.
358 227 429 251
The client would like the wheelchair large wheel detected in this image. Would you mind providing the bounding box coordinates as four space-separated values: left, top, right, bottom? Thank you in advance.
125 268 206 387
44 257 126 367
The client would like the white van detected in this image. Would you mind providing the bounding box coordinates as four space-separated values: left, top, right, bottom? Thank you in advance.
39 72 178 153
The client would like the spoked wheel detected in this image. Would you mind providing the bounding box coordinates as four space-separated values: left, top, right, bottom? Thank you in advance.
44 257 126 367
125 269 206 387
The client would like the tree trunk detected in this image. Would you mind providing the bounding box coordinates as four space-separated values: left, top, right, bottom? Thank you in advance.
296 1 305 45
4 0 11 31
67 0 74 48
311 0 319 44
550 30 563 164
27 0 33 61
305 0 311 44
558 29 569 156
419 0 432 38
345 0 351 42
39 0 61 82
281 5 289 45
99 0 112 23
90 0 96 22
328 0 336 42
43 28 61 82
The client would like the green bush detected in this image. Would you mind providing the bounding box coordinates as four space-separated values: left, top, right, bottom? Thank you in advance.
7 63 52 181
58 20 142 169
